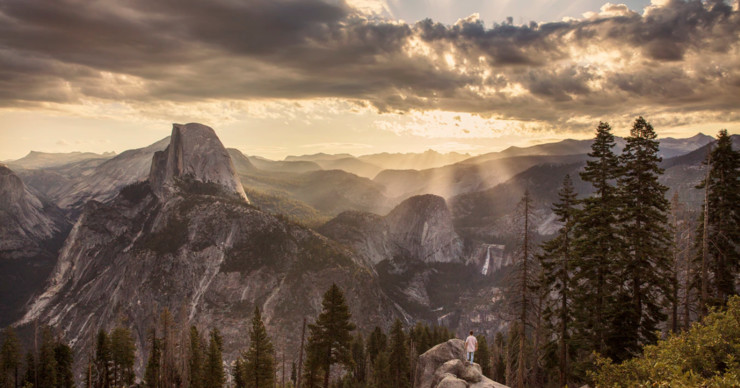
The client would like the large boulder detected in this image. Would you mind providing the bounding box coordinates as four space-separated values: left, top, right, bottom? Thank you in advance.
415 339 509 388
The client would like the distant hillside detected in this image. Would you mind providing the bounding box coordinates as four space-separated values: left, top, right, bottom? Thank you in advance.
8 150 115 170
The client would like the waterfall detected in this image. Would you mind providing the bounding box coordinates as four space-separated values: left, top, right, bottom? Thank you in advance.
481 245 491 275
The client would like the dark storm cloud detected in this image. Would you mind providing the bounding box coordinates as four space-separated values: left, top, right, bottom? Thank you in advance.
0 0 738 126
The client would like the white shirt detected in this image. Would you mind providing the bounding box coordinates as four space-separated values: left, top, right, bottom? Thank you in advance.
465 335 477 352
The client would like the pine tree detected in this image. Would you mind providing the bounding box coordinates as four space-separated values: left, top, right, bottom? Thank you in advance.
695 129 740 309
144 329 161 388
22 351 35 388
370 351 390 388
617 116 672 359
204 328 225 388
366 327 386 365
54 341 74 388
304 284 356 388
491 332 506 384
188 326 204 388
350 333 366 383
93 329 112 388
475 335 492 378
243 307 275 388
572 121 622 362
110 326 136 387
387 320 410 388
1 326 22 388
37 327 57 388
538 174 578 386
503 189 539 388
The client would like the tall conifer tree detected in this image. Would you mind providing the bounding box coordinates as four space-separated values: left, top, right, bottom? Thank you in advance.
616 116 672 359
304 284 355 388
1 327 21 388
573 121 622 361
387 320 410 388
695 129 740 309
243 307 275 388
538 174 578 386
204 328 225 388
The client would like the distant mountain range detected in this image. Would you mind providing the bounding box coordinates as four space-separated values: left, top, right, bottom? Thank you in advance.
0 128 734 384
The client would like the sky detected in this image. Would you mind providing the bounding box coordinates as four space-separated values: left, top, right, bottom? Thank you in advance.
0 0 738 161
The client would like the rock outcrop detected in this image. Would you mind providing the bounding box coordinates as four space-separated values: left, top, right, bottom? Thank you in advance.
415 339 509 388
319 194 463 266
150 123 248 202
0 165 70 325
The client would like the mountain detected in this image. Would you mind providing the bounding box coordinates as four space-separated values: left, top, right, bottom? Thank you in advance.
312 157 383 179
246 155 322 174
286 150 472 172
319 194 505 329
374 154 588 200
18 124 400 381
228 149 394 219
7 151 115 170
285 152 355 162
149 123 248 201
461 133 714 165
319 194 463 266
17 137 171 217
0 165 70 326
358 150 471 171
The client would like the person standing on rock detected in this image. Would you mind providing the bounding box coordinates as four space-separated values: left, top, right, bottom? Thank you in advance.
464 330 478 364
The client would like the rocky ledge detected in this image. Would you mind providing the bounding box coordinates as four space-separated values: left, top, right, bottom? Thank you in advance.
415 339 509 388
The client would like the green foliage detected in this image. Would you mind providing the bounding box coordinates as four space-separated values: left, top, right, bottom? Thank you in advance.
119 181 152 203
93 329 112 388
37 327 57 388
592 295 740 387
476 335 492 378
244 187 330 228
22 351 35 388
1 326 22 388
572 121 623 363
304 284 356 388
189 326 205 388
204 328 225 388
387 320 410 388
144 329 161 388
695 129 740 309
110 326 136 386
366 327 387 365
615 116 672 358
350 333 366 383
241 307 276 388
53 342 74 388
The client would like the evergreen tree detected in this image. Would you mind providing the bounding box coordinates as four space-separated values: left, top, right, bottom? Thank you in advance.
538 174 578 386
243 307 275 388
22 351 34 388
695 129 740 309
93 329 112 388
204 328 225 388
475 335 492 378
365 327 386 365
350 333 366 383
304 284 356 388
491 333 506 384
54 342 74 388
233 357 247 388
370 351 390 388
188 326 204 388
37 327 57 388
291 361 297 386
144 329 161 388
1 327 22 388
387 320 410 388
573 121 622 361
617 116 672 359
110 327 136 387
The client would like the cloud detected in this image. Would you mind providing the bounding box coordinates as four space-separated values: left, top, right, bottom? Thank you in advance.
0 0 738 133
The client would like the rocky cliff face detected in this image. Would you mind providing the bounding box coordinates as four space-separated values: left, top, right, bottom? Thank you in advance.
19 124 397 381
319 194 463 266
0 165 70 325
150 123 248 202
